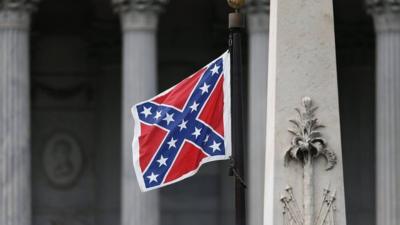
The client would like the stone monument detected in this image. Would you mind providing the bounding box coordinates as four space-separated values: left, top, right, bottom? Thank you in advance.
263 0 347 224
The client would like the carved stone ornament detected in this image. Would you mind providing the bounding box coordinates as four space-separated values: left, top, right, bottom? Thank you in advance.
0 0 40 11
284 96 337 170
281 186 337 225
245 0 270 13
281 97 338 225
43 133 83 189
366 0 400 13
112 0 168 12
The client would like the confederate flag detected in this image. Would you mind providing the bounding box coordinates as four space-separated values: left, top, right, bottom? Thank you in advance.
131 51 232 191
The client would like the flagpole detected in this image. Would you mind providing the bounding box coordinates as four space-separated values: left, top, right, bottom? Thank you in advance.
227 1 246 225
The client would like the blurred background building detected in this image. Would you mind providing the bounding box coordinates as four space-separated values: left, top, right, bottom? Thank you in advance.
0 0 397 225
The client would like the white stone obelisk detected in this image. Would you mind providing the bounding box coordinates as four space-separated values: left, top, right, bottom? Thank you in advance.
0 1 37 225
263 0 347 224
366 1 400 225
247 1 269 225
113 1 165 225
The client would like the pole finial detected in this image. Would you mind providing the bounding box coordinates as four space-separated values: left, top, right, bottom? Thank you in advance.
227 0 245 10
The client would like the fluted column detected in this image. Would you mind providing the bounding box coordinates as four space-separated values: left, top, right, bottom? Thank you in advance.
367 1 400 225
113 1 166 225
0 1 38 225
246 1 269 225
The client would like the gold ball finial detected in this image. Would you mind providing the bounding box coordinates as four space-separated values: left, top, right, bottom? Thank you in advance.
227 0 245 9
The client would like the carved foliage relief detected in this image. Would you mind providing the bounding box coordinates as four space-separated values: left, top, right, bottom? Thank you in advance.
281 97 338 225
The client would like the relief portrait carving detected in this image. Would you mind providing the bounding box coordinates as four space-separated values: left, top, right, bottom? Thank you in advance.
43 133 83 189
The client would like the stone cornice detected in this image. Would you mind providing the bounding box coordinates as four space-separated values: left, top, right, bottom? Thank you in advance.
366 0 400 14
112 0 167 13
245 0 269 14
0 0 40 12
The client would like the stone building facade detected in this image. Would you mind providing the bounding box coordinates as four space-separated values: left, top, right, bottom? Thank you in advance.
0 0 397 225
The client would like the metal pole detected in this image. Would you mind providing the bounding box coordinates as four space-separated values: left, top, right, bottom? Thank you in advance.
228 10 247 225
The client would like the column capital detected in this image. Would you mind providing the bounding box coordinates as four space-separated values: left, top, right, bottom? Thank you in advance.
246 0 269 33
366 0 400 14
246 0 270 14
112 0 167 13
373 13 400 32
366 0 400 32
0 1 40 30
0 0 40 11
112 0 168 32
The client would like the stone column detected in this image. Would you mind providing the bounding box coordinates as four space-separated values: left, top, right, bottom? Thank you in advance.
0 1 37 225
366 1 400 225
112 1 166 225
246 1 269 225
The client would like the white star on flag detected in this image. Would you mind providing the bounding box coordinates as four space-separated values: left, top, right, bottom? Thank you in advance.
192 127 202 139
163 113 175 125
189 101 199 112
157 155 168 167
200 82 210 95
178 120 188 131
210 141 221 152
204 135 209 143
147 172 159 183
141 106 152 118
167 138 177 149
210 64 220 75
154 111 162 120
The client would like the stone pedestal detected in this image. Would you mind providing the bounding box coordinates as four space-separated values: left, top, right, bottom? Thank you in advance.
366 2 400 225
264 0 347 224
246 1 269 225
113 1 164 225
0 2 37 225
